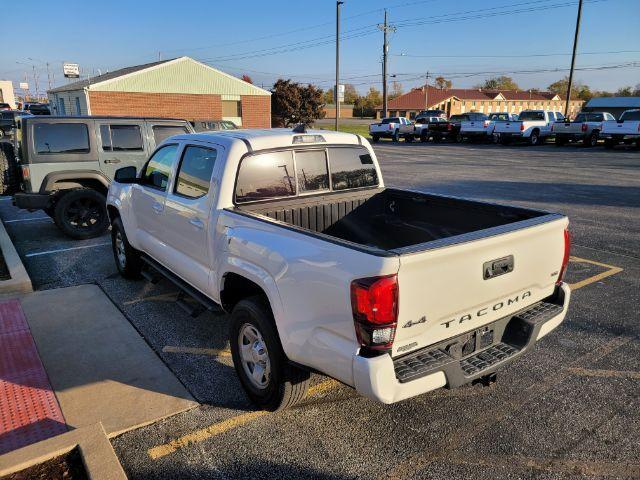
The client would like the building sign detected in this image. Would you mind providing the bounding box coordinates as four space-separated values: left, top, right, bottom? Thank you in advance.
19 82 29 90
63 63 80 78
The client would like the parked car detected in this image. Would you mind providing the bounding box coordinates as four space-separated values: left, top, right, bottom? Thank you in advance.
191 120 238 132
486 112 519 142
429 113 486 143
601 109 640 149
415 116 448 142
9 115 194 237
22 103 51 115
369 117 411 142
552 111 614 147
107 127 571 410
0 111 31 139
494 110 564 145
459 114 491 142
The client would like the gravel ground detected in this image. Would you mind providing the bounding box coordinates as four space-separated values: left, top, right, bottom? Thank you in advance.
1 140 638 480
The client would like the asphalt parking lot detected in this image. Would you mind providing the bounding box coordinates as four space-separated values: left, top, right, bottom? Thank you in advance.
1 140 638 479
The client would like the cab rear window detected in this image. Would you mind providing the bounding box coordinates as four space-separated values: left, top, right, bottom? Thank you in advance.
620 111 640 121
34 123 89 154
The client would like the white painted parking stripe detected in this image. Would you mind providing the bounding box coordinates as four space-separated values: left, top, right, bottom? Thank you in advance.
25 242 111 258
4 217 51 223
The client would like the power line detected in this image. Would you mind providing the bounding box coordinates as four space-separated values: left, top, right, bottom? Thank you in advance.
392 49 640 59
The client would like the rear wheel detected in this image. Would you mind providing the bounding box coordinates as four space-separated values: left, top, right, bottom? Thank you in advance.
111 217 142 279
529 130 540 146
371 134 379 143
454 132 463 143
585 132 598 147
230 296 311 411
53 189 109 239
0 143 19 196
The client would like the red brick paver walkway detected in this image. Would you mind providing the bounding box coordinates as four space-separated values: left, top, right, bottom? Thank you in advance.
0 299 66 454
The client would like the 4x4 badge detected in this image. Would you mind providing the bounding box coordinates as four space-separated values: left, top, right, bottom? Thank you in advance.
403 316 426 328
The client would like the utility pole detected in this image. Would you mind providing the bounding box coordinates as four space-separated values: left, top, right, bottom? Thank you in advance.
565 0 583 118
335 1 343 131
31 65 39 99
378 9 395 118
45 62 52 91
424 71 430 111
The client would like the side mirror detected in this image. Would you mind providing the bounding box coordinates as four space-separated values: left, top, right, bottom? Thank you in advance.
114 166 139 183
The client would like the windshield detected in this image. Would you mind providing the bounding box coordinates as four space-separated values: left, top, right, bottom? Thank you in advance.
518 111 545 121
620 110 640 121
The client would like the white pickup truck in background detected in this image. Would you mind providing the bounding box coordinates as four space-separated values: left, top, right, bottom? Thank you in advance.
369 117 411 142
460 112 517 142
601 109 640 149
552 111 615 147
107 127 571 410
494 110 565 145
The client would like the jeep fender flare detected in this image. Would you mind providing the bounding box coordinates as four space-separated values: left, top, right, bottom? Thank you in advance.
40 170 110 194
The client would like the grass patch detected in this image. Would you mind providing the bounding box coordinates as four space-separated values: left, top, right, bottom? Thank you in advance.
317 124 371 137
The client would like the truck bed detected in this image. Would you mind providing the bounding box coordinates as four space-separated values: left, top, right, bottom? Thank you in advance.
235 188 554 254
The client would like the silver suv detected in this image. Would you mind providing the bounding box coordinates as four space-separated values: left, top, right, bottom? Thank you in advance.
11 116 194 239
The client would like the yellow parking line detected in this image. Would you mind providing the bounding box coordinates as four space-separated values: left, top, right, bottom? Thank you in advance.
147 379 338 460
567 367 640 380
568 256 623 290
162 346 232 357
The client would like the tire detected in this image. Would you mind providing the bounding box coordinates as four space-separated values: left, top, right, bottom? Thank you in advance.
529 131 540 146
392 130 399 142
454 132 463 143
585 132 598 147
492 134 500 144
111 217 142 279
0 143 19 196
230 296 311 411
420 133 429 143
53 189 109 239
371 134 379 143
604 139 615 149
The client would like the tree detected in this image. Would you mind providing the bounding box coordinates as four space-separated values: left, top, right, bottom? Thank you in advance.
615 86 633 96
474 76 520 90
323 89 334 105
343 84 358 105
271 79 325 127
353 87 382 118
389 81 404 100
434 76 452 89
548 76 593 101
241 74 253 84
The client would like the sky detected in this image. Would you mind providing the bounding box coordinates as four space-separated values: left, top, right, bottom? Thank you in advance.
1 0 639 97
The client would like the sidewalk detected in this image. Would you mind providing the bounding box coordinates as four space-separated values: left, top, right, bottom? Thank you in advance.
0 284 198 459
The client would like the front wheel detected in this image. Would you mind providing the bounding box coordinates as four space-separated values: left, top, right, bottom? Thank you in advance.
111 218 142 279
230 296 310 411
53 189 109 239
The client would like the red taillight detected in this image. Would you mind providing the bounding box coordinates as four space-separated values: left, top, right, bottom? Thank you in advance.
483 120 489 128
447 123 452 131
351 274 399 352
520 123 525 131
581 123 588 132
557 228 571 285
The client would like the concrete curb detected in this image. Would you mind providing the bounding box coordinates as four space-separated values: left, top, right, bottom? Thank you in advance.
0 217 32 294
0 423 126 479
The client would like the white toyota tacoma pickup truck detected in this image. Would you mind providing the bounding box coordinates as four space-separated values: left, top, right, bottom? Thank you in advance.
107 127 571 410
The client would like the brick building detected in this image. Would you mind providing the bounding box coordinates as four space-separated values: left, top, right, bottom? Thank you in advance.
47 57 271 128
377 85 583 119
322 104 354 119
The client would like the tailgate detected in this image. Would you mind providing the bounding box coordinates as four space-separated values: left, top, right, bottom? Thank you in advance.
604 121 638 135
392 215 567 357
495 121 521 133
461 121 485 132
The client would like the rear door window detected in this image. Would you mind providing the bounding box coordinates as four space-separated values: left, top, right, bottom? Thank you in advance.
174 146 217 199
100 124 143 151
295 150 329 193
235 150 295 203
153 125 190 144
329 147 378 191
34 123 89 154
141 144 179 191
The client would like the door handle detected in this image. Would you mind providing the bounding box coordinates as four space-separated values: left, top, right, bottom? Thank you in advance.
152 202 164 214
189 218 204 229
104 159 121 164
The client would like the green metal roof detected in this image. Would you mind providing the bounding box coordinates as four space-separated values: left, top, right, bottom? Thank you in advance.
56 57 270 96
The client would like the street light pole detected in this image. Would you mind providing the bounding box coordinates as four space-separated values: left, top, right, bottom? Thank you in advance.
565 0 583 118
335 1 343 131
378 10 395 119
